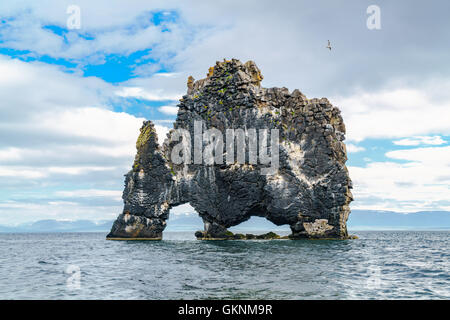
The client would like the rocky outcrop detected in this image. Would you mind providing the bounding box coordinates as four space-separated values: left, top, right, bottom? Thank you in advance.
107 59 353 240
195 230 286 240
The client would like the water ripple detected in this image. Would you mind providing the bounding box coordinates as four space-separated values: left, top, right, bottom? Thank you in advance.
0 231 448 299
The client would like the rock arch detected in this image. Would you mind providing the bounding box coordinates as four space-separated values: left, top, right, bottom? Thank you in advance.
107 59 353 240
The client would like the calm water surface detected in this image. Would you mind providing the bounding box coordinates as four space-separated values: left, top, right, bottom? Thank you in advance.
0 231 448 299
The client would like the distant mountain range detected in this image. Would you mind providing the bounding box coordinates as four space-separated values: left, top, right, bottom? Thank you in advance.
0 219 114 233
0 210 449 233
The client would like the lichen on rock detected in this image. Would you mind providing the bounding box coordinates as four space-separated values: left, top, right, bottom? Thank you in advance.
107 58 353 240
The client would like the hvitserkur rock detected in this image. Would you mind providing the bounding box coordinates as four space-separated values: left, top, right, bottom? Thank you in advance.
107 59 353 240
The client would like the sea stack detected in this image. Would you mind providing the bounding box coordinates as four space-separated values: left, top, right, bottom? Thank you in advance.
107 59 353 240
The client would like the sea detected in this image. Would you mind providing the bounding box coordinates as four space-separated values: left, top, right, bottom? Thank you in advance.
0 231 448 299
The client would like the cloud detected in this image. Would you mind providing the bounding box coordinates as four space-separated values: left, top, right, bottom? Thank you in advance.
333 84 450 142
115 70 188 104
0 56 146 223
115 87 183 101
0 148 22 161
55 189 122 201
154 125 171 145
349 145 450 212
1 1 450 223
158 105 178 115
0 56 112 119
386 146 450 165
0 56 178 224
2 1 450 96
0 167 46 179
346 143 366 153
393 136 446 146
169 203 197 216
0 2 191 64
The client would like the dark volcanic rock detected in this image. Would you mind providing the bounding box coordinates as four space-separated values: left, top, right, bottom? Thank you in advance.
193 230 282 240
107 59 353 240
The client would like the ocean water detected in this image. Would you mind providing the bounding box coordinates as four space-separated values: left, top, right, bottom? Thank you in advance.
0 231 448 300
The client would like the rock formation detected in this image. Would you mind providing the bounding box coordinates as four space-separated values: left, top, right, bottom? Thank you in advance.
107 59 353 240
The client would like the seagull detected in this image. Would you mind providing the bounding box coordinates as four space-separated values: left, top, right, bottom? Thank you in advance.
326 40 332 51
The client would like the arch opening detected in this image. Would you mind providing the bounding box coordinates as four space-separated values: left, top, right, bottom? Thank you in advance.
228 216 290 236
164 203 203 240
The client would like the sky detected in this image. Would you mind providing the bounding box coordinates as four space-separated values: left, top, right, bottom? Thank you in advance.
0 0 449 225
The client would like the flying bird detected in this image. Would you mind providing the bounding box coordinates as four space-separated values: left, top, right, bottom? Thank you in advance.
326 40 332 51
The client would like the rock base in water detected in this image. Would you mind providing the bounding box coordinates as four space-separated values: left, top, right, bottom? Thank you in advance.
193 230 358 240
195 230 285 240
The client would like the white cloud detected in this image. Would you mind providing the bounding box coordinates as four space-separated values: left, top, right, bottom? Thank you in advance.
333 85 450 142
154 72 180 78
0 165 118 179
158 105 179 115
56 189 122 201
0 55 141 144
1 0 449 98
0 106 145 177
0 60 177 224
393 136 446 146
154 125 171 145
0 167 46 179
115 72 188 113
0 148 22 161
386 146 450 165
47 166 116 175
37 107 144 146
0 57 147 223
349 146 450 212
346 143 365 153
153 119 177 124
169 203 197 216
0 2 190 62
1 1 450 223
115 87 183 101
